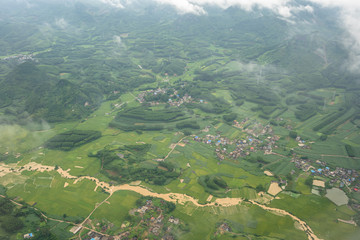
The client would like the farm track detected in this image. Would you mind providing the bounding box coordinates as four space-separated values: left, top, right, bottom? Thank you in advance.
0 162 322 240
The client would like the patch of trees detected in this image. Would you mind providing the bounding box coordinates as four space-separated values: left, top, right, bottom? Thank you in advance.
0 198 14 215
153 59 186 76
0 63 101 123
305 176 313 187
192 95 232 114
194 70 220 82
313 109 348 132
285 96 307 105
115 106 186 122
235 99 244 106
289 131 297 139
345 144 356 157
2 216 24 233
255 184 265 192
110 106 189 132
198 175 228 197
176 120 200 129
45 130 101 151
272 107 288 119
230 83 280 110
244 156 271 164
223 113 237 123
319 134 328 141
104 165 179 185
294 103 317 121
0 196 56 239
91 145 179 185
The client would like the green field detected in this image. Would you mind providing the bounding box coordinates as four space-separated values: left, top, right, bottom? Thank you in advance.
0 2 360 239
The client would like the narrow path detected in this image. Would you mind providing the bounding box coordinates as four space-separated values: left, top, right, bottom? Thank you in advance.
0 195 110 239
321 154 360 159
337 218 357 226
162 136 187 161
80 193 113 227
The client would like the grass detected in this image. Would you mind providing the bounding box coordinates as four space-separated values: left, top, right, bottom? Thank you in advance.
265 160 295 176
173 202 307 240
0 85 359 240
270 193 360 240
293 173 311 194
91 190 140 230
162 140 274 202
7 173 108 218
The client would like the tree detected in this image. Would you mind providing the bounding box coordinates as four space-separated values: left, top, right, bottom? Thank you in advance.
319 134 328 141
305 177 313 187
256 184 265 192
183 129 192 136
286 173 293 181
33 227 57 240
2 216 24 233
289 131 297 139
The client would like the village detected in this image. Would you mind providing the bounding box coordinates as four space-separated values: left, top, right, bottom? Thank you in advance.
193 120 279 162
136 87 205 107
1 53 36 63
292 156 360 192
82 199 181 240
191 117 360 197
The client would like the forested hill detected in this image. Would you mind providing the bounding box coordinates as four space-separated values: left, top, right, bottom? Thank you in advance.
0 62 101 123
0 1 359 124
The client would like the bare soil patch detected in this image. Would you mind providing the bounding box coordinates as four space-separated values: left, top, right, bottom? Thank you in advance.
268 182 282 196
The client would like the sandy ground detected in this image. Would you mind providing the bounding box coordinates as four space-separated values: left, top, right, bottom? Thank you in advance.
129 181 141 186
64 182 69 188
0 161 321 240
268 182 282 196
337 219 357 226
206 195 213 202
264 170 273 176
178 143 186 147
313 180 325 188
75 166 84 169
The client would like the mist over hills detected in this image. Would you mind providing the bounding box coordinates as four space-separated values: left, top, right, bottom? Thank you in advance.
0 0 359 124
1 1 360 239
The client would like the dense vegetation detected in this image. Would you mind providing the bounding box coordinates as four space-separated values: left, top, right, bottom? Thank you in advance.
90 144 179 185
198 175 228 197
0 194 57 240
110 106 189 131
0 1 360 239
45 130 101 151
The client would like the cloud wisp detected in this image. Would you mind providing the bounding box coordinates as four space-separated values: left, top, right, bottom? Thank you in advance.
151 0 314 17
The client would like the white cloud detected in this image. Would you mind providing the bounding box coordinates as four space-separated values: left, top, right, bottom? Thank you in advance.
101 0 125 8
306 0 360 72
146 1 316 18
153 0 294 16
55 18 68 29
155 0 206 15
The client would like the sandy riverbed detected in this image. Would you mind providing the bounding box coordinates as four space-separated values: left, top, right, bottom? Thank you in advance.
0 162 321 240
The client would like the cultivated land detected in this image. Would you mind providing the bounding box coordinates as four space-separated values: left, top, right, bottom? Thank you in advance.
0 2 360 240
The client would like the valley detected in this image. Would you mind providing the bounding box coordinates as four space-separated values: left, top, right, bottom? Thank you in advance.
0 1 360 240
